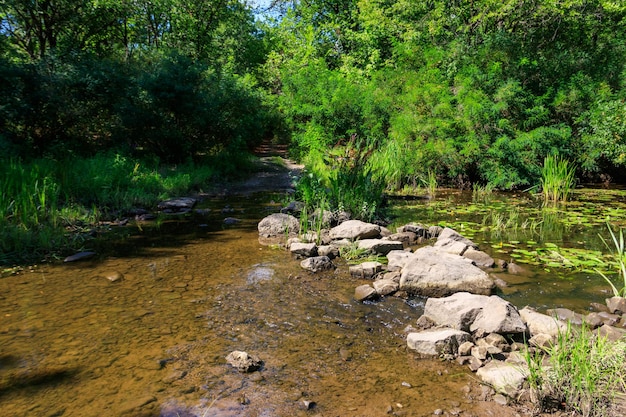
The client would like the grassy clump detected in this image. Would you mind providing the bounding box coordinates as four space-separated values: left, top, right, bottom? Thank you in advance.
0 153 234 264
541 155 576 203
525 323 626 417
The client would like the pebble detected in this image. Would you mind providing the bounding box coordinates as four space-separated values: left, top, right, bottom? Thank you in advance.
103 271 123 282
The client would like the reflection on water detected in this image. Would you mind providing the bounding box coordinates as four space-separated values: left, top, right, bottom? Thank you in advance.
2 189 619 416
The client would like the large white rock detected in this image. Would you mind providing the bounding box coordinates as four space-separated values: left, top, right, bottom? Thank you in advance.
329 220 381 240
399 246 495 297
424 292 527 335
258 213 300 237
476 361 529 397
407 328 471 357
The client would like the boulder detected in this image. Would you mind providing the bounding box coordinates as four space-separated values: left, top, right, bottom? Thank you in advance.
519 307 567 338
290 242 318 257
423 292 527 335
400 247 496 297
300 256 334 273
225 351 263 373
329 220 381 240
407 328 471 357
357 239 404 255
258 213 300 238
476 361 529 397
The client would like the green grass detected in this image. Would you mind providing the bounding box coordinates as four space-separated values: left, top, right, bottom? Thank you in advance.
541 155 576 203
0 153 228 264
525 323 626 416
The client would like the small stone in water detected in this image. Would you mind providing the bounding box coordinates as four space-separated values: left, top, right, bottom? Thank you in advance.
302 400 316 410
433 409 443 415
401 381 412 388
103 271 123 282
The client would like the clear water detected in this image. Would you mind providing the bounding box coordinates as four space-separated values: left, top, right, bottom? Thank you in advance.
1 189 622 416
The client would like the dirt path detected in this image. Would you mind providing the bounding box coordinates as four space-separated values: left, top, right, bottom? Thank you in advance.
207 141 304 197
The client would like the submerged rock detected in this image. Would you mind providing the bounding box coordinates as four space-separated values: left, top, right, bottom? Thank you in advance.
300 256 334 273
225 350 263 373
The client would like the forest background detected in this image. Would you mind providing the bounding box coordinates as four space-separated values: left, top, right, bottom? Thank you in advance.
1 0 626 261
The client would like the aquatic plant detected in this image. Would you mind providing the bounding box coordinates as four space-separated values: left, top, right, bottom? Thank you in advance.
540 155 576 203
525 323 626 417
424 170 437 198
596 223 626 297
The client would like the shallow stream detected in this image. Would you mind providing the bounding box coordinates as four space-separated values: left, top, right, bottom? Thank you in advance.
1 189 623 417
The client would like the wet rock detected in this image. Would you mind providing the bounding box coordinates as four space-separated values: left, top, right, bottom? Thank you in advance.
300 256 334 273
407 328 471 357
354 284 377 302
223 217 241 225
302 400 316 410
103 271 123 282
329 220 381 240
476 361 529 397
158 197 197 211
349 261 383 279
258 213 300 238
290 242 318 258
357 239 404 255
63 251 96 262
400 247 496 297
423 292 527 335
520 306 567 338
506 263 526 274
225 350 263 372
606 296 626 315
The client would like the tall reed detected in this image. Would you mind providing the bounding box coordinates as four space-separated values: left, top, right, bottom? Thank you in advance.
540 155 576 203
596 223 626 297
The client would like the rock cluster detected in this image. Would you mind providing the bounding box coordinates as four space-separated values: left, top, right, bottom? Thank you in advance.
257 209 626 405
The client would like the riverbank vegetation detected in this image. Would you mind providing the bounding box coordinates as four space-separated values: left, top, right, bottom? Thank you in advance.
1 1 626 262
